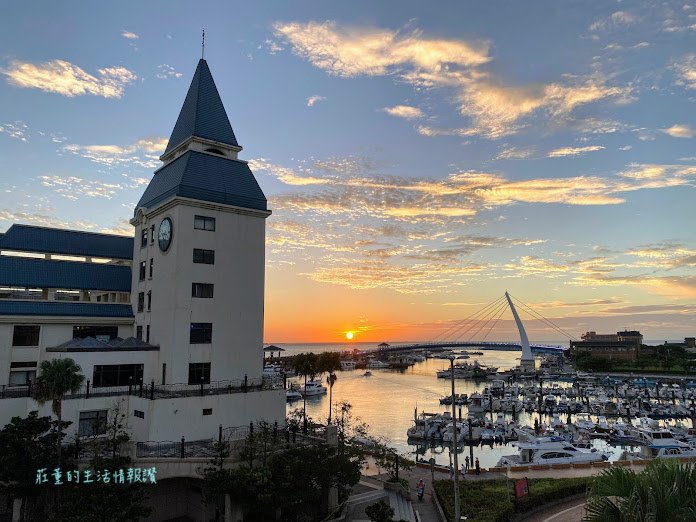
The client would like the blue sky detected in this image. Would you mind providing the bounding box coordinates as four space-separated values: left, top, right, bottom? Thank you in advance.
1 1 695 342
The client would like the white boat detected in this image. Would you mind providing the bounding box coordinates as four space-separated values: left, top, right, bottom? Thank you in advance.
575 413 595 432
366 359 391 369
302 380 327 396
263 364 283 376
467 392 493 413
286 388 303 401
648 445 696 459
497 440 609 467
340 360 356 370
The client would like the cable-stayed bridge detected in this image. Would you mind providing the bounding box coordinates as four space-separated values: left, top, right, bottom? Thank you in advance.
381 292 575 366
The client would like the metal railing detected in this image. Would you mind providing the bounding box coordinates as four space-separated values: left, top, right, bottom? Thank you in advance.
135 421 325 459
0 375 283 401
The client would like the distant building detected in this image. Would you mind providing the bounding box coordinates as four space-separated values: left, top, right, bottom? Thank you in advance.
570 330 644 361
685 337 696 349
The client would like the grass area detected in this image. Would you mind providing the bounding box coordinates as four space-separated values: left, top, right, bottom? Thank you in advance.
434 477 592 522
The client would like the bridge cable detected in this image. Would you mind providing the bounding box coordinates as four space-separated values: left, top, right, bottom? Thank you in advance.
509 294 578 341
479 298 509 343
450 297 506 342
459 298 509 343
432 294 506 342
434 294 505 342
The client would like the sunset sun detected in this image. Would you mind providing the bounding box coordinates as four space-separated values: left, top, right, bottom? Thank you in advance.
345 331 354 340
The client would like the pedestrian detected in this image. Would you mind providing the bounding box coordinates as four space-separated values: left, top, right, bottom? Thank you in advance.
449 464 454 479
465 455 470 472
475 457 480 475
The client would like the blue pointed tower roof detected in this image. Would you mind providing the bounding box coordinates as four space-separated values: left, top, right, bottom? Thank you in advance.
163 59 239 156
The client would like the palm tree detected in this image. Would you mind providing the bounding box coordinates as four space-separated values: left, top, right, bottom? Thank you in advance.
292 353 317 433
585 459 696 521
33 358 85 464
318 352 342 424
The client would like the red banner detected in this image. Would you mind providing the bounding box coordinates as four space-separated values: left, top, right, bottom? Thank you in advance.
514 478 529 498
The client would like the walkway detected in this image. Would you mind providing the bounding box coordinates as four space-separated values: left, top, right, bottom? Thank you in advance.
523 498 586 522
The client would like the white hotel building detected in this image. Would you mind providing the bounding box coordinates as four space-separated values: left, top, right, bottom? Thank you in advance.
0 58 285 444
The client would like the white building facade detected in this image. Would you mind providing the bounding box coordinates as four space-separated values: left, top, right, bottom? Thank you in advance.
0 59 284 444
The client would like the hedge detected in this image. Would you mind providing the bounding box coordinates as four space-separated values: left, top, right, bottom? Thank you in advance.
434 477 592 522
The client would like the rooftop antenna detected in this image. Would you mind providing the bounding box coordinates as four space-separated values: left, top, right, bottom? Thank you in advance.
201 29 205 59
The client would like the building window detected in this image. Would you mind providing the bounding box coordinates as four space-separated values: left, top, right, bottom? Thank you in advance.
12 325 40 346
150 225 155 245
9 369 36 386
190 323 212 344
139 261 146 281
192 283 214 298
194 215 216 231
189 363 211 384
141 229 148 248
134 410 145 419
136 325 143 340
147 290 152 310
149 258 153 278
146 325 150 343
93 364 143 387
73 325 119 340
78 410 108 436
137 292 144 312
202 408 213 416
193 248 215 264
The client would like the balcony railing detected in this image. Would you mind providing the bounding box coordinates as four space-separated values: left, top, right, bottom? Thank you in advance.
0 375 283 401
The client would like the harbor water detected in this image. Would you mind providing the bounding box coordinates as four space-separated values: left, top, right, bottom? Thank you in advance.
280 343 640 469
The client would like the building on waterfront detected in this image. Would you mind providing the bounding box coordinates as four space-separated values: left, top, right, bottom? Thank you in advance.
569 330 644 361
0 59 284 447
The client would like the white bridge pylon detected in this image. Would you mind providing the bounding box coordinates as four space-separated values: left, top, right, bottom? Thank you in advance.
505 291 536 371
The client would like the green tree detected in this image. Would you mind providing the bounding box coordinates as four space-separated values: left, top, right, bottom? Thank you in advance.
50 402 151 522
366 499 401 522
292 352 318 432
33 358 85 464
318 352 342 423
585 459 696 521
0 412 60 521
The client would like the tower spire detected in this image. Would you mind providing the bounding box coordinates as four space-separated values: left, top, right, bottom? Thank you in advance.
201 29 205 59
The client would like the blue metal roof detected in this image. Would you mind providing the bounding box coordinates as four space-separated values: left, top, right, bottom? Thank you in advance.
136 150 267 212
0 224 133 259
0 256 131 292
164 59 239 155
0 301 133 317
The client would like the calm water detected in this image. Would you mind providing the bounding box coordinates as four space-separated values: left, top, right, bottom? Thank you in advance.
280 344 624 469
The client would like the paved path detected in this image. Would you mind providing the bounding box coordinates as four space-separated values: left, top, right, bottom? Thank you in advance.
523 498 586 522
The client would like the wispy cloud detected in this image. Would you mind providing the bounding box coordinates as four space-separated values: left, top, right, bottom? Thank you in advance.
547 145 605 158
63 137 167 168
306 95 326 107
495 146 535 160
121 30 139 40
249 158 331 185
661 124 695 138
156 64 182 79
674 54 696 89
39 175 126 200
3 59 137 98
0 121 29 142
382 105 423 119
274 21 632 138
590 10 637 32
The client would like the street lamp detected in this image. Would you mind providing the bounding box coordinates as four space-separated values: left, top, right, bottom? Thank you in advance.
436 354 468 522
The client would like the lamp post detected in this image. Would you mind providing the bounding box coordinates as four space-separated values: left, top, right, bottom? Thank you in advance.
436 354 466 522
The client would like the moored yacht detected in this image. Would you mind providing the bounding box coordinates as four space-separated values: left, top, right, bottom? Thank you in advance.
497 440 609 467
301 380 328 396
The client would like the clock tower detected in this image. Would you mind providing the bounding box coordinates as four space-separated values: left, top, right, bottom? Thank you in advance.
130 59 270 388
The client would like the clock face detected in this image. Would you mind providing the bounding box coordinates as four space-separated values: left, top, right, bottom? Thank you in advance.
158 218 173 252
